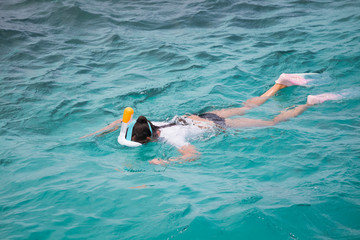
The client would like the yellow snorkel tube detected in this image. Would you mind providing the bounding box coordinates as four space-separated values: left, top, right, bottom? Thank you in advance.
117 107 142 147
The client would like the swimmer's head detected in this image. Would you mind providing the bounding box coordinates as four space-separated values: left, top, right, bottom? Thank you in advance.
131 116 158 144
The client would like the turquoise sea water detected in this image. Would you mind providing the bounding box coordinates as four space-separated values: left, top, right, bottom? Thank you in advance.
1 0 360 239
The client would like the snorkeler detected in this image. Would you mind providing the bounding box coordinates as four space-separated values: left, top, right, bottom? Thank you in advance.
81 73 343 165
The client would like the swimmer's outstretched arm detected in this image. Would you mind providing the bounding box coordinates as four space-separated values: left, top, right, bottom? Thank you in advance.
80 119 122 138
149 144 200 165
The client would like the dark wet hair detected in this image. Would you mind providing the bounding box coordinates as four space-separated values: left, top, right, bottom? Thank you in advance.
131 116 159 144
130 116 174 144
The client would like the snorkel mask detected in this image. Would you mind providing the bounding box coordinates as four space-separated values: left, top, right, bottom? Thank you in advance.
117 107 152 147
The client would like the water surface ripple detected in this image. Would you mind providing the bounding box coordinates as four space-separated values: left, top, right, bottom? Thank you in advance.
1 0 360 239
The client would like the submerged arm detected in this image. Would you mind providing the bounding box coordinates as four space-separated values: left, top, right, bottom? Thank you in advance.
149 144 200 165
80 119 122 138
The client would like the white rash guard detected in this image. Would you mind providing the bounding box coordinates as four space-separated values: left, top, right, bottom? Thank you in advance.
152 116 211 149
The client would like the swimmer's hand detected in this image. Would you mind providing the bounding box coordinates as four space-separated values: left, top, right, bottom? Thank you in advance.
80 119 122 138
149 144 200 165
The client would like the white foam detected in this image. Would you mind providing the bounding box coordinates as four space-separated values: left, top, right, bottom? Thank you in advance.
338 87 360 99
